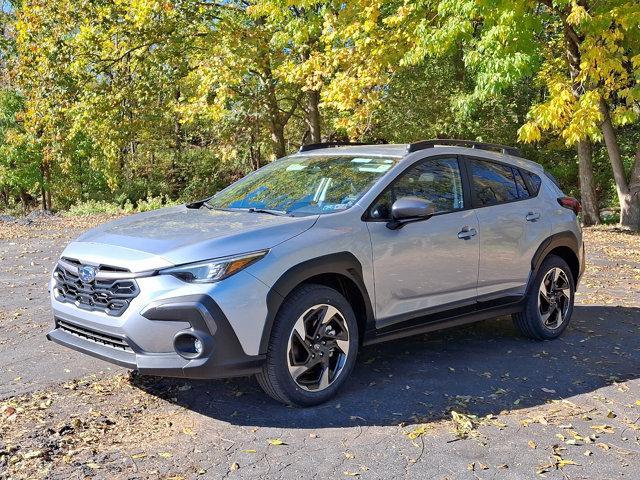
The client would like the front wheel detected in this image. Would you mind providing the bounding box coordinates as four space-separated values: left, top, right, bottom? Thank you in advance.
256 284 359 406
513 255 575 340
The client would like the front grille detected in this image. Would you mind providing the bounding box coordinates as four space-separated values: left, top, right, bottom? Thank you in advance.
53 260 140 316
57 320 131 351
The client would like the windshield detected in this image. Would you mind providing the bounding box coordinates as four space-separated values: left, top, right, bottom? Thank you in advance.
208 155 399 216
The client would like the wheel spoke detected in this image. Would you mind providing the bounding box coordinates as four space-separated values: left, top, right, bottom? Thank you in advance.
556 304 564 325
292 316 307 341
335 339 349 355
318 364 330 390
539 283 551 302
541 308 553 326
288 364 308 382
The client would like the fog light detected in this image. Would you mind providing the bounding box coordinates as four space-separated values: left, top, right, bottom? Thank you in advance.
193 338 203 355
174 333 207 359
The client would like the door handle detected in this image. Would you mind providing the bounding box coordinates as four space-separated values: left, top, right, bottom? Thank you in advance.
457 226 477 239
525 212 541 222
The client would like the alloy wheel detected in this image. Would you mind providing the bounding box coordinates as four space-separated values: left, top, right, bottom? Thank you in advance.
538 267 571 330
286 304 350 392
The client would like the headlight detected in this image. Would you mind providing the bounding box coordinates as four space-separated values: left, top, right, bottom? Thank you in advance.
161 250 268 283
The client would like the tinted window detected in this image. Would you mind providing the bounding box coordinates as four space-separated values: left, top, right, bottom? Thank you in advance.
369 157 464 219
513 168 530 198
522 170 542 195
469 159 518 206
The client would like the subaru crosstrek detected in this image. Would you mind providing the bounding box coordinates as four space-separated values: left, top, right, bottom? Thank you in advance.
48 140 585 406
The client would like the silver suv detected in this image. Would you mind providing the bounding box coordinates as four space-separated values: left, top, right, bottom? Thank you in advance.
48 140 585 406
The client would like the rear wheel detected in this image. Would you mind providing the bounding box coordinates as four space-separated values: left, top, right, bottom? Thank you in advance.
256 284 359 406
513 255 575 340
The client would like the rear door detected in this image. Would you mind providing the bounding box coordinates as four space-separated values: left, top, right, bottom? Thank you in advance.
365 156 480 327
465 157 551 300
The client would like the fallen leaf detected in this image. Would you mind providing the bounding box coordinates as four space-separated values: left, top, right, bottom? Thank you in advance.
268 438 285 446
591 425 614 434
528 440 537 449
159 452 173 458
230 462 240 471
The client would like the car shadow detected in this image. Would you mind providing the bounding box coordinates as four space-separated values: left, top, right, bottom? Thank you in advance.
131 305 640 429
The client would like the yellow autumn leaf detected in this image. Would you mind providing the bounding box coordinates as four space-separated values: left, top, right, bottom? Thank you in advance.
557 459 577 468
268 438 285 446
591 425 614 434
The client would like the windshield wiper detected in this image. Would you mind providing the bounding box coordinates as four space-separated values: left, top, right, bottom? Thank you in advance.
247 207 289 216
186 197 214 209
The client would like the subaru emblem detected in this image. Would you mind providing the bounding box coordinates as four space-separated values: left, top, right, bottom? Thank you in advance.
79 265 97 283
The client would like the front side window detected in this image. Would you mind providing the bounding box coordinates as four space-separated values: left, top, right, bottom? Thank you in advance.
469 159 519 206
369 157 464 220
208 155 399 216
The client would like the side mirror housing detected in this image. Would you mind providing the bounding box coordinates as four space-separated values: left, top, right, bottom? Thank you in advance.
387 196 435 229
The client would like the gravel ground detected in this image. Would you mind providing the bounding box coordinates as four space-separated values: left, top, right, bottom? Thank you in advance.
1 216 639 480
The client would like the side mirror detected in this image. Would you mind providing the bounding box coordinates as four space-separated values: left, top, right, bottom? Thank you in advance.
387 196 435 230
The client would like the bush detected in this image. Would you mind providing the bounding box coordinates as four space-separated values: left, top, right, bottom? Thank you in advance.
64 195 179 216
64 200 123 216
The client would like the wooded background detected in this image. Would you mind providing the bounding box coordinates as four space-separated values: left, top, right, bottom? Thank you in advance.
0 1 639 230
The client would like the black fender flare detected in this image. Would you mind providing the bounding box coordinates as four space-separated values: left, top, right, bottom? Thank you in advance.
528 230 582 291
259 252 374 354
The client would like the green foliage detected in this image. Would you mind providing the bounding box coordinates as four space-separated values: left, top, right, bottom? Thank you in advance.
0 0 638 216
64 195 178 217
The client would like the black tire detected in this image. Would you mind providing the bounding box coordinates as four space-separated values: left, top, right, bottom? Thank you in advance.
513 254 575 340
256 284 359 406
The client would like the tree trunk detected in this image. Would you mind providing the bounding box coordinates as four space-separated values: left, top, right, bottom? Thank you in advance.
270 121 287 159
576 139 600 225
172 88 182 196
599 98 640 230
559 21 599 225
19 188 28 214
305 89 321 143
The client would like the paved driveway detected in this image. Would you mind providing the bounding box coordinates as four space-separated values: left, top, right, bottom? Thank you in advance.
1 217 639 479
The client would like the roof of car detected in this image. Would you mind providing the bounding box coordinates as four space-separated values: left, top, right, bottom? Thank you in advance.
294 143 544 173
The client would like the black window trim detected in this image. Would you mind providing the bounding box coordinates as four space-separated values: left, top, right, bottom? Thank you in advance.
362 154 473 222
461 155 540 210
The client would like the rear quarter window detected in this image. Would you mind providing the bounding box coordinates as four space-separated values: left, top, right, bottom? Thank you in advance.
522 170 543 195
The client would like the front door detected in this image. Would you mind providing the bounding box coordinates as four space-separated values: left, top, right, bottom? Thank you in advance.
365 156 479 328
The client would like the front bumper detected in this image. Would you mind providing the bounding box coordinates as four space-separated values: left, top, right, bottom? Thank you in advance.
48 287 267 379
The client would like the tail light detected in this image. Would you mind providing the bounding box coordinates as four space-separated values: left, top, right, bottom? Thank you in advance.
557 197 582 215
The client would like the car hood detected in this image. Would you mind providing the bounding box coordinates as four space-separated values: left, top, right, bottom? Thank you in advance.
62 206 318 272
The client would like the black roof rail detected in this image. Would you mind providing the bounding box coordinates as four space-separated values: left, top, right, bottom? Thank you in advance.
407 139 522 157
299 142 369 152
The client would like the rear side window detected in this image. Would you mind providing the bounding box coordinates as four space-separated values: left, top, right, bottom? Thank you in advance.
522 170 542 195
513 168 530 198
468 159 519 206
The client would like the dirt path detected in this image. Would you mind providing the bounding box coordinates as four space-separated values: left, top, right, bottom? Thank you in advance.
1 217 639 479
